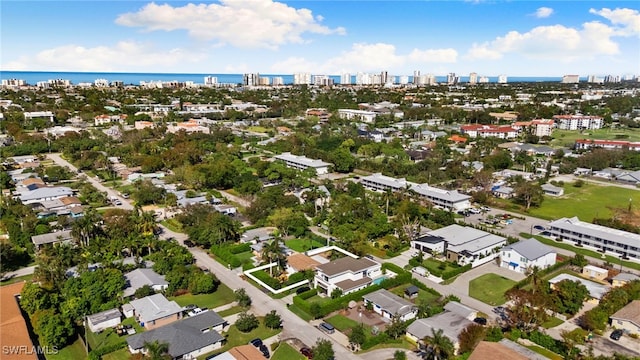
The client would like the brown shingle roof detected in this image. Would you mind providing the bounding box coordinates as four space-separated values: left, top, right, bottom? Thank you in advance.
468 341 528 360
315 257 379 277
60 196 81 205
335 277 372 292
228 344 265 360
287 253 321 272
610 300 640 327
0 282 38 360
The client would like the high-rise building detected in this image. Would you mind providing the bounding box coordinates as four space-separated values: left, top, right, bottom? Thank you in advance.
204 76 218 86
447 73 457 85
604 75 621 83
272 77 284 86
587 75 604 84
380 71 388 84
479 76 489 84
258 77 270 86
293 72 312 85
313 75 333 86
1 78 26 87
561 75 580 84
340 73 351 85
356 72 373 85
497 74 508 84
413 70 420 84
469 72 478 85
398 75 409 85
243 73 259 86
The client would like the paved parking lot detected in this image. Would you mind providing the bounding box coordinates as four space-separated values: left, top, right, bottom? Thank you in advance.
462 208 550 240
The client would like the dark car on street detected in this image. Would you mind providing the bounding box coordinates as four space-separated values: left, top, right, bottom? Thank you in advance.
250 338 263 347
184 240 196 247
300 347 313 359
610 329 624 341
473 317 487 326
259 344 270 358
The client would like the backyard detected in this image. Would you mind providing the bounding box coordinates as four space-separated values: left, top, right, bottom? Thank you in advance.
46 338 87 360
169 283 236 310
197 319 281 360
86 317 143 352
469 273 517 306
285 237 327 252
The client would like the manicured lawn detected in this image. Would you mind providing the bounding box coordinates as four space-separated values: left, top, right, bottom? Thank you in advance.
218 305 244 317
469 273 517 306
542 316 564 329
169 283 236 310
288 303 314 321
46 338 87 360
197 319 281 360
388 286 440 305
0 273 34 286
422 258 461 276
285 238 326 252
86 318 143 351
325 314 362 332
102 348 131 360
550 128 640 147
521 233 640 271
305 295 333 305
160 218 182 232
524 345 563 360
272 343 305 360
525 183 640 221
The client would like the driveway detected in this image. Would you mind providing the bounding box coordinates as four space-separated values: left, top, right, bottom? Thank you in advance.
359 348 422 360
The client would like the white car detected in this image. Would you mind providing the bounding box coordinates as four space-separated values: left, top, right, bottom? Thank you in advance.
188 307 208 317
469 208 482 214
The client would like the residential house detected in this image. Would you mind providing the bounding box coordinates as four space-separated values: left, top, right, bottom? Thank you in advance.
31 230 74 250
582 265 609 281
123 268 169 298
547 217 640 262
314 257 381 296
215 345 266 360
127 311 225 359
611 273 640 288
0 282 38 360
286 253 321 275
411 225 506 268
609 300 640 335
616 170 640 185
241 227 275 243
541 183 564 197
362 289 418 321
16 186 74 205
95 114 127 126
87 308 122 333
273 152 332 175
338 109 377 123
548 273 609 304
126 294 183 330
406 306 473 354
500 239 556 273
492 186 515 199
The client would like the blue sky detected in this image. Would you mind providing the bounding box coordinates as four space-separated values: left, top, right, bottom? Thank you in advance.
2 0 639 76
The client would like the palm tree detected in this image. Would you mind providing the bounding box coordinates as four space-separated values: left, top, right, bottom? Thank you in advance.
261 237 285 276
143 340 171 360
423 328 455 360
526 265 541 294
137 210 157 237
71 209 101 248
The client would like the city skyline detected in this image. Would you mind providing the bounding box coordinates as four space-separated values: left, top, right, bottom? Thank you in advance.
2 1 639 77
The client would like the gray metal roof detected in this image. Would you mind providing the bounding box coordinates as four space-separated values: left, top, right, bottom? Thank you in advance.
549 217 640 248
612 272 640 282
274 152 332 168
123 268 168 297
502 239 555 261
87 308 121 326
363 289 416 316
18 186 73 202
406 312 472 342
31 230 73 246
424 224 506 254
548 273 609 299
315 257 380 277
127 311 225 358
443 301 476 319
128 294 183 323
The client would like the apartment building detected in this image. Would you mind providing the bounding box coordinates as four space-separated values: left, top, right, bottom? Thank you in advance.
360 173 471 211
548 217 640 262
575 139 640 151
530 119 554 137
553 115 603 130
314 257 382 295
337 109 377 123
460 125 517 139
273 152 332 175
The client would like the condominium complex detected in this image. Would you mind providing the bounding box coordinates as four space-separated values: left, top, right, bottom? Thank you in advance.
360 173 471 211
548 217 640 262
273 152 332 175
553 115 604 130
562 75 580 84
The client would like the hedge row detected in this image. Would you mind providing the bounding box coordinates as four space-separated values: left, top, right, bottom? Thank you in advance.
526 330 567 355
88 340 128 360
210 245 242 268
298 288 318 299
252 270 282 289
229 242 252 254
293 284 383 318
442 264 472 280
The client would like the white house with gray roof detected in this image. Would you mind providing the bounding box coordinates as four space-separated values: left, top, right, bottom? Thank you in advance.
363 289 417 321
548 273 610 303
314 257 381 296
406 309 473 354
127 293 183 330
16 186 74 205
500 239 556 273
123 268 169 298
411 225 506 268
31 230 74 250
87 308 122 333
273 152 332 175
548 217 640 263
360 173 471 211
127 311 225 359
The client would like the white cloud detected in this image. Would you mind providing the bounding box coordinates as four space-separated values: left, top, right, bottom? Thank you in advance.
589 7 640 36
2 42 206 72
271 43 457 74
115 0 346 49
465 22 619 62
534 7 554 18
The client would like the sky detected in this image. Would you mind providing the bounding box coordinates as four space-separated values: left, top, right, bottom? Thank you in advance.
1 0 639 77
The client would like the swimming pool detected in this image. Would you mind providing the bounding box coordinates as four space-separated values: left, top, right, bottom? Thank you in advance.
372 276 387 285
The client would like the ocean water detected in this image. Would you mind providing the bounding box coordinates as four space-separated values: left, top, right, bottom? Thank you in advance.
0 70 567 86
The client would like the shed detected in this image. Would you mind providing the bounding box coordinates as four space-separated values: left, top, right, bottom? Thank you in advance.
87 308 122 333
404 285 419 299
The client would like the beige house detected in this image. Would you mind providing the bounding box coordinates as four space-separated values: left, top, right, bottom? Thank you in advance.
611 273 640 288
582 265 608 281
610 300 640 335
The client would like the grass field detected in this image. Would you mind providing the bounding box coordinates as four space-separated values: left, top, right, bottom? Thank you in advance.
388 286 440 305
0 274 34 286
525 182 640 221
550 128 640 148
86 318 142 351
160 218 183 232
272 343 305 360
169 283 236 310
287 303 314 321
542 316 564 329
325 314 364 332
101 348 130 360
285 238 327 252
46 338 87 360
469 273 517 306
525 344 563 360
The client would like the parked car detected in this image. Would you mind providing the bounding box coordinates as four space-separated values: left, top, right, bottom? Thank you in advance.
469 208 482 214
188 307 208 317
184 240 196 248
184 304 197 310
300 347 313 359
296 286 311 295
610 329 624 341
473 317 487 326
533 225 546 231
259 344 270 358
481 206 491 211
250 338 263 347
318 322 335 334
